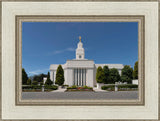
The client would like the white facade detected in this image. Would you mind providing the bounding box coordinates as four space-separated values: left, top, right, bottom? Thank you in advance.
50 37 124 87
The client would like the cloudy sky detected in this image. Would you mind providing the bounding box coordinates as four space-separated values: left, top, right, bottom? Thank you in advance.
22 22 138 76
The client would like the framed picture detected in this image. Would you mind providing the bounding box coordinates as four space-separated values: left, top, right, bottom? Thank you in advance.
1 0 159 120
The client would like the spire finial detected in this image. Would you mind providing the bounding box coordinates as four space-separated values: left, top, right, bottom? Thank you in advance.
79 36 81 42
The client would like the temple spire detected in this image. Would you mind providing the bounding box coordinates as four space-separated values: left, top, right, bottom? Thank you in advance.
76 36 85 59
79 36 81 42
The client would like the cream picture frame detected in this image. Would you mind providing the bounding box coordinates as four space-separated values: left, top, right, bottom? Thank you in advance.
1 0 159 120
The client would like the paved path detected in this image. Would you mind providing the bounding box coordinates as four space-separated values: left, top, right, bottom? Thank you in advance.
93 87 107 92
51 88 66 92
22 91 138 100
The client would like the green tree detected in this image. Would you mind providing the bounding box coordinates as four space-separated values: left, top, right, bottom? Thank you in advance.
22 68 28 85
45 72 53 85
109 68 121 84
31 80 38 85
27 78 31 85
96 66 105 83
103 66 110 84
133 61 138 79
33 73 47 83
121 65 133 84
55 65 65 86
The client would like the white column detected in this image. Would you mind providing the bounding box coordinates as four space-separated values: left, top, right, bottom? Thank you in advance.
73 69 75 85
75 69 77 86
82 69 83 86
77 68 79 86
83 69 85 86
84 69 86 86
79 69 81 86
81 68 83 86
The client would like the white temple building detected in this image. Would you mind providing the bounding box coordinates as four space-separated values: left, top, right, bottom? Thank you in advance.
50 37 124 87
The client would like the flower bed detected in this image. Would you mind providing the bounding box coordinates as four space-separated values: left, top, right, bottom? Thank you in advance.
66 85 93 91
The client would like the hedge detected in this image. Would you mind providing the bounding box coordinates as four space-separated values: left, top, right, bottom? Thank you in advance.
118 84 138 88
22 85 41 90
22 85 58 90
67 85 77 89
67 85 93 90
101 85 115 90
44 85 58 90
101 84 138 90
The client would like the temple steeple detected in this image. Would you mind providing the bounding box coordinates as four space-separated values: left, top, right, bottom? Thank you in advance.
79 36 82 42
76 36 85 60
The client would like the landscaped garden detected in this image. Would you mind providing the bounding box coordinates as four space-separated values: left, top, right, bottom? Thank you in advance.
101 84 138 91
22 85 58 92
66 85 93 91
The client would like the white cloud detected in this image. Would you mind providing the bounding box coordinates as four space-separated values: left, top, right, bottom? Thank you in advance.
66 47 75 51
29 68 49 75
48 47 75 55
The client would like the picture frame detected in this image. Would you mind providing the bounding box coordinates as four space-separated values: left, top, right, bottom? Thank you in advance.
16 15 144 106
1 0 159 120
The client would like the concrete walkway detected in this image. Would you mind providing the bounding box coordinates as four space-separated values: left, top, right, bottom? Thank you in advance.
93 87 107 92
51 88 66 92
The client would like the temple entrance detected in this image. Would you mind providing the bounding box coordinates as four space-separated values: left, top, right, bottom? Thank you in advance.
73 68 86 86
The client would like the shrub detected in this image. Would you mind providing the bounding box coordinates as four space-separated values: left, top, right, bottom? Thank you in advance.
101 85 115 90
62 85 69 88
22 68 28 85
96 66 105 83
83 85 92 89
66 85 93 91
103 66 110 84
133 61 138 79
55 65 65 86
44 85 58 90
22 85 41 90
31 81 38 85
27 79 31 85
121 65 133 84
67 85 77 89
109 68 121 84
101 84 138 91
40 82 43 86
45 72 53 85
118 84 138 89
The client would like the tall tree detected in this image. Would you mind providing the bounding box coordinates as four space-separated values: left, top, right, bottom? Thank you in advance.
45 72 53 85
96 66 105 83
22 68 28 85
109 68 121 84
121 65 133 84
133 61 138 79
103 66 110 84
55 65 65 86
27 78 31 85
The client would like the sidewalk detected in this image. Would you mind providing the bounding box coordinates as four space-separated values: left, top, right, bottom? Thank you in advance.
51 88 66 92
93 87 107 92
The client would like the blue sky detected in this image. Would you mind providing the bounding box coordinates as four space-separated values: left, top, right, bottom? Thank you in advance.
22 22 138 76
